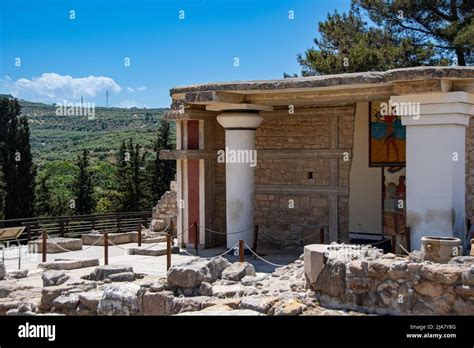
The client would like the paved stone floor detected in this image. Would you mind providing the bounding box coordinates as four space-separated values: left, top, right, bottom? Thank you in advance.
1 241 300 288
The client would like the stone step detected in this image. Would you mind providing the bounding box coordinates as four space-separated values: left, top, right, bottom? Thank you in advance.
39 258 99 270
127 246 167 257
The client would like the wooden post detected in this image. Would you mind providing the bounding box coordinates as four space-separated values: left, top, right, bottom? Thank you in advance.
166 233 172 271
26 224 31 242
406 227 411 253
253 225 258 254
391 234 397 254
194 222 198 256
137 224 142 247
18 241 21 269
59 220 65 237
34 222 39 239
42 230 47 263
117 216 121 233
239 240 244 263
319 227 324 244
104 232 109 265
170 219 175 234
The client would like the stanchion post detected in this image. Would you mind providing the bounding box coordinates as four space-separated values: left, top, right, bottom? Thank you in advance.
137 224 142 247
391 234 397 254
194 222 198 256
253 225 258 254
239 240 244 263
18 240 21 269
42 230 47 263
319 227 324 244
166 233 171 271
104 232 109 265
406 226 411 252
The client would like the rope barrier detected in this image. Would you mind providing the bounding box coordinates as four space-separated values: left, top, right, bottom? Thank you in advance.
1 255 22 261
107 239 129 251
398 243 410 255
179 248 198 257
244 242 286 267
299 231 323 241
198 224 252 236
174 224 194 238
257 228 324 247
200 242 239 260
139 241 165 251
369 239 389 246
46 234 105 253
177 242 239 260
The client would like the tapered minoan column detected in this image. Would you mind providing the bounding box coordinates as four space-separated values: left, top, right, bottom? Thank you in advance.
393 92 474 251
217 112 263 248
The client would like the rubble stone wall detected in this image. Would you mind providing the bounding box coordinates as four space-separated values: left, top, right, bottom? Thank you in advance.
152 181 178 233
308 245 474 315
465 116 474 223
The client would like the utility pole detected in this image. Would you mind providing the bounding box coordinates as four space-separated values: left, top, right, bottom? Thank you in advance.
106 90 109 107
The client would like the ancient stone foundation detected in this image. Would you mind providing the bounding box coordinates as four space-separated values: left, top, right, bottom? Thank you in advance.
305 243 474 315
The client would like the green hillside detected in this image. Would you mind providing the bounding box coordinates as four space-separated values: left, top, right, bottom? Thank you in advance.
7 99 174 216
19 99 170 164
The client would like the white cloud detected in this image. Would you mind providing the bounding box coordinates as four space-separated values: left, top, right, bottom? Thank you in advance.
126 85 146 93
1 73 121 102
120 99 147 109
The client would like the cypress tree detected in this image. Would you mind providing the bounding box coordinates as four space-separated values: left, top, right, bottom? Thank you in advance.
72 149 95 215
0 168 4 220
0 97 36 219
35 173 52 217
148 120 175 203
116 139 147 212
15 116 36 218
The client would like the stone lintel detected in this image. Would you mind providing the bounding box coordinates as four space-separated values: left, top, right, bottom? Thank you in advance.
207 103 273 112
159 150 217 160
257 149 352 160
254 184 348 196
163 109 218 121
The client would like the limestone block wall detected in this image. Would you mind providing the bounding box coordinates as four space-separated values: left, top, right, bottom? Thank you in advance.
211 106 355 249
309 245 474 315
207 104 355 248
254 106 354 249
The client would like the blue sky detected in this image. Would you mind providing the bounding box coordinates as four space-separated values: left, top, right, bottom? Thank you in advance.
0 0 351 108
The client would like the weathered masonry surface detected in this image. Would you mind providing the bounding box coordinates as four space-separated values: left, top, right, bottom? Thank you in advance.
161 67 474 251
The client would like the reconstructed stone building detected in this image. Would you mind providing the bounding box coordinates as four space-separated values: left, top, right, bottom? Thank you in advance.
160 67 474 252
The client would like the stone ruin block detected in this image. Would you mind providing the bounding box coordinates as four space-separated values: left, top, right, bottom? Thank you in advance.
29 237 82 254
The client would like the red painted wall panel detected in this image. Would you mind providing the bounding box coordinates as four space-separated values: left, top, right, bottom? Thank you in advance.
187 120 200 245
